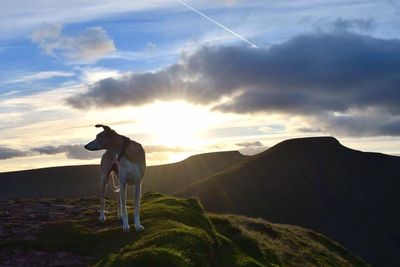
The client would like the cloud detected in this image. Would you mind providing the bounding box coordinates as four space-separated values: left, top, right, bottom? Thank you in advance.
144 145 187 153
32 145 103 160
331 18 375 32
0 146 29 160
312 110 400 137
6 71 75 84
1 1 174 39
146 42 157 51
32 24 115 63
31 144 187 159
235 140 263 147
31 23 61 43
211 0 237 5
67 31 400 136
31 146 66 155
305 17 376 33
235 140 268 155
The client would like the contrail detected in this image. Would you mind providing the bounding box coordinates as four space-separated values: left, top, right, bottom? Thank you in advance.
176 0 258 48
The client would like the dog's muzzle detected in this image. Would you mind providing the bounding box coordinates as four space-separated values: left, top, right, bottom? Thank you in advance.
84 140 100 151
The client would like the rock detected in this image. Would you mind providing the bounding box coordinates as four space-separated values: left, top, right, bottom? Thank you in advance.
56 251 68 258
22 234 37 241
34 251 46 257
16 258 26 263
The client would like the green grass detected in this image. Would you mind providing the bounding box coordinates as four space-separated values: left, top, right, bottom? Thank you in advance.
1 192 368 267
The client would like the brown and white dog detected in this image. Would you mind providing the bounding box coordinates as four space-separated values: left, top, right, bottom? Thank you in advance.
84 124 146 232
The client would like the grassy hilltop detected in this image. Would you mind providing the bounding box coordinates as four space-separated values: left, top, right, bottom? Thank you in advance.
0 192 367 266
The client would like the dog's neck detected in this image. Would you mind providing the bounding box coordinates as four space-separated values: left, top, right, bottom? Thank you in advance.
117 136 131 161
106 135 129 158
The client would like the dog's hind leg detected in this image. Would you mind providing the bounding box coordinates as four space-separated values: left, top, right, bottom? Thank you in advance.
119 181 130 232
133 181 144 231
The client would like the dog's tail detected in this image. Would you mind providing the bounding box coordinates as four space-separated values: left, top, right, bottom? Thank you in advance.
110 171 120 193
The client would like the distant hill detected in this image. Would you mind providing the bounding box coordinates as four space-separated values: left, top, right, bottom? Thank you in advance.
0 192 368 266
176 137 400 266
144 151 247 193
0 151 246 199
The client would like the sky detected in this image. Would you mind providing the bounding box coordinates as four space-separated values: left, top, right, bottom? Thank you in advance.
0 0 400 172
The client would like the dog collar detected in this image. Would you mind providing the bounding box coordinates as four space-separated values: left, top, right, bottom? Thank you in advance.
117 136 131 161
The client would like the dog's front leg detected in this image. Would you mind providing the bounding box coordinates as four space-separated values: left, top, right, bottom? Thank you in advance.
99 174 108 222
134 182 144 231
119 181 130 232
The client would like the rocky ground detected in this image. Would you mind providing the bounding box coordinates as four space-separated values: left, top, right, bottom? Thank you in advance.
0 198 105 266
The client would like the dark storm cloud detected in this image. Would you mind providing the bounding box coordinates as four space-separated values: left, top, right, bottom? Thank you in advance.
378 121 400 136
67 31 400 136
32 145 103 160
0 146 29 160
212 33 400 115
317 113 400 137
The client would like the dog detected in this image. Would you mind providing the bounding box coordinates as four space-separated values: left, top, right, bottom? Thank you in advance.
84 124 146 232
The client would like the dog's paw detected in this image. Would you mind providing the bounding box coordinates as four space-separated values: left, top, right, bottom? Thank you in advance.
99 213 106 223
122 224 130 232
121 213 130 232
134 224 145 232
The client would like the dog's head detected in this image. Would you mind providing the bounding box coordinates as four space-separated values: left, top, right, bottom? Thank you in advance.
84 124 120 151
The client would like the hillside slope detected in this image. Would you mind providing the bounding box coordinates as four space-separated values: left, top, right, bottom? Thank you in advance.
0 151 246 199
0 192 367 266
176 137 400 266
143 151 247 193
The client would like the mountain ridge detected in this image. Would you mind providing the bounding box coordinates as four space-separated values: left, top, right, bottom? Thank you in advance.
0 150 247 199
175 136 400 266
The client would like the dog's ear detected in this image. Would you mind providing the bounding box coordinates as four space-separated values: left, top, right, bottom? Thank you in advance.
95 124 112 132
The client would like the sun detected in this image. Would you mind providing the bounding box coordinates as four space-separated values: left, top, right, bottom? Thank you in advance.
139 101 215 147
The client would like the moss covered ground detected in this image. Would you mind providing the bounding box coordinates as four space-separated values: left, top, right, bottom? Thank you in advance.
0 192 368 266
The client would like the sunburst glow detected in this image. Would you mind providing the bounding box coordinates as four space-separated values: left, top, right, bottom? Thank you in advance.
139 101 217 147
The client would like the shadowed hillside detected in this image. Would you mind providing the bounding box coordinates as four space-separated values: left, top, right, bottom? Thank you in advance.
0 192 367 266
143 151 247 193
0 151 246 199
176 137 400 267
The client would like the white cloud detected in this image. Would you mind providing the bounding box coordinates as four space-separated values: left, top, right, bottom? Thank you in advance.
235 140 268 155
32 24 116 63
77 67 121 83
0 0 171 39
6 71 75 84
31 23 61 43
146 42 157 51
